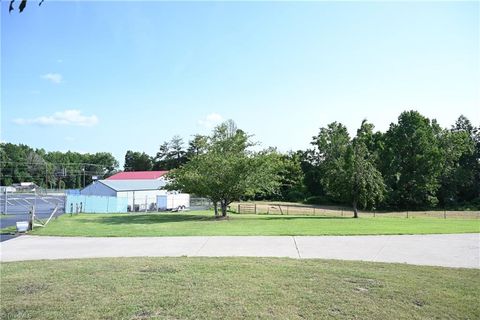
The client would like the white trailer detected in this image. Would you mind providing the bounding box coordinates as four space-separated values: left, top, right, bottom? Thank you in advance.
156 194 190 211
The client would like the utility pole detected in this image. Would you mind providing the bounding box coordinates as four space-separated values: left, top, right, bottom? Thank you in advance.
82 167 86 188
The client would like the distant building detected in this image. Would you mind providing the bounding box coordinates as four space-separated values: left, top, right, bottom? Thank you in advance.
12 182 37 192
0 186 16 193
81 179 167 211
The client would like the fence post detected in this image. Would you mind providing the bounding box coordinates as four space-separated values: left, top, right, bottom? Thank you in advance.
238 204 240 214
373 209 376 218
444 210 446 219
3 189 7 215
287 206 289 215
341 209 344 217
406 211 409 219
313 207 315 215
29 206 33 230
254 204 257 215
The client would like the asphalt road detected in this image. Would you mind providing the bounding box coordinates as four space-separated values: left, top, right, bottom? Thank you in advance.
1 233 478 268
0 234 18 242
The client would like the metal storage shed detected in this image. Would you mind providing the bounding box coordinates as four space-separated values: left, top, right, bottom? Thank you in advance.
81 179 167 211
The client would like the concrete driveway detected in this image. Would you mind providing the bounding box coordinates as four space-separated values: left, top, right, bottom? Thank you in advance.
1 234 478 268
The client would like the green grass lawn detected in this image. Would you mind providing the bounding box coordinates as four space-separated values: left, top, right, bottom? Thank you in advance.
31 211 480 237
1 257 478 320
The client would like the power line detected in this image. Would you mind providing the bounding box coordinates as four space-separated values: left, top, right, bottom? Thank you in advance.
0 172 104 178
0 161 114 167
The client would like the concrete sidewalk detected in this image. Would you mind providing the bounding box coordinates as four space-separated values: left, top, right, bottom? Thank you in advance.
1 234 478 268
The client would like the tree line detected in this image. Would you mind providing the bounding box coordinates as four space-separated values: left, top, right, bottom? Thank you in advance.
128 110 479 212
123 135 208 171
1 110 478 211
0 144 118 189
300 111 479 211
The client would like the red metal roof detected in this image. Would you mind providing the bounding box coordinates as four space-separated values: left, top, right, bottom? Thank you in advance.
106 171 168 180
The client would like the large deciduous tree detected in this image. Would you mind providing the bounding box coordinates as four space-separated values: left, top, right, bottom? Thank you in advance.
310 122 350 203
380 111 442 209
345 121 385 218
310 120 385 217
437 116 479 206
167 120 282 217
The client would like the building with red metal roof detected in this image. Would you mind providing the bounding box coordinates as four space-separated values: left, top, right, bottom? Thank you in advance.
106 171 168 180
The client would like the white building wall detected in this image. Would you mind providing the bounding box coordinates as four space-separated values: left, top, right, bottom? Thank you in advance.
117 189 168 210
157 194 190 210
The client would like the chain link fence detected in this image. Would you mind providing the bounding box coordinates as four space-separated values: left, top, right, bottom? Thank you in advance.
0 189 66 230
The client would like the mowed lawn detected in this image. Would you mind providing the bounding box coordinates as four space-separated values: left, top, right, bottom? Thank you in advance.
1 257 478 320
31 211 480 237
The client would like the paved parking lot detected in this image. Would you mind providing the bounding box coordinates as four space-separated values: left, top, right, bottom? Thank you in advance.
0 194 65 233
1 233 478 268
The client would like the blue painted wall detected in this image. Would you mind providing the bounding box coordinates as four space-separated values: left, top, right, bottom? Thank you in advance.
66 195 127 213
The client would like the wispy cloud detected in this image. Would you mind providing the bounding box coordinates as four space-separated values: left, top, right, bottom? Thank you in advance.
198 113 224 128
42 73 63 84
13 109 99 127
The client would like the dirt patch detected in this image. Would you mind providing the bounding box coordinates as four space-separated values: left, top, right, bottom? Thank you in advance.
413 299 426 307
17 283 49 295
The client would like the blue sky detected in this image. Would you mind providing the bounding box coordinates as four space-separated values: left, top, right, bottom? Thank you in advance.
1 1 479 166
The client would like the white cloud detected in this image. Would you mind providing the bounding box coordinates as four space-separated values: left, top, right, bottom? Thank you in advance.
198 113 224 128
13 109 99 127
42 73 63 84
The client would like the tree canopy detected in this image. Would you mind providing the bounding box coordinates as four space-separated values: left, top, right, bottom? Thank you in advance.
2 110 478 211
0 143 118 189
344 121 386 217
167 120 282 216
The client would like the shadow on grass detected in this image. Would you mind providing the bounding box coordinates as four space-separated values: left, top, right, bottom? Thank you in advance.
75 214 216 225
74 213 353 226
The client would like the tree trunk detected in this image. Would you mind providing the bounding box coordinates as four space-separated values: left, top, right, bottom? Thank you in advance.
353 201 358 218
221 200 228 217
213 202 219 216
